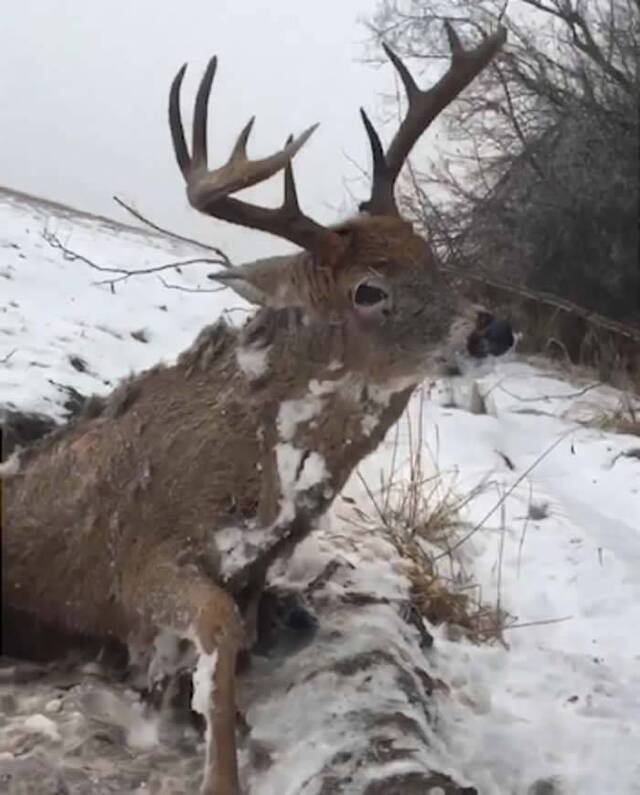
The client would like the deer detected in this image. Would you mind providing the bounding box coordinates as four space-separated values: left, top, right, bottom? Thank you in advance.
2 21 509 795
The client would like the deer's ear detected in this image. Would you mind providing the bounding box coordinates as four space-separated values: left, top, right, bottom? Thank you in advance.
209 254 301 308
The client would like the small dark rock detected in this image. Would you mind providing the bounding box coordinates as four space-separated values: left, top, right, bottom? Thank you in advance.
528 501 550 521
399 601 435 650
364 771 477 794
68 355 89 373
253 588 319 659
130 328 149 343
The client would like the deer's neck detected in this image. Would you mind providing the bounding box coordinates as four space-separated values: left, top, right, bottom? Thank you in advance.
216 309 419 594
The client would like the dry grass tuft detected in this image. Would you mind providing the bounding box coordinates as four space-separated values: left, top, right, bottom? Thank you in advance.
351 388 511 645
588 397 640 437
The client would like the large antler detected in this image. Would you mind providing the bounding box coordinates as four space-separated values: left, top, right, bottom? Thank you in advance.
360 21 507 216
169 56 338 253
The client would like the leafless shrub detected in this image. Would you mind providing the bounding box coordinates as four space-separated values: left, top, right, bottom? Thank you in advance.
367 0 639 324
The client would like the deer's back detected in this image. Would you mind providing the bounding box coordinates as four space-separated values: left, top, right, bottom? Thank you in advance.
4 322 263 640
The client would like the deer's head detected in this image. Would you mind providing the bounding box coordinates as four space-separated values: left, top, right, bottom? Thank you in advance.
169 23 512 386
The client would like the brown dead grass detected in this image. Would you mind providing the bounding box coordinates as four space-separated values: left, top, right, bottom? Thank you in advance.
586 397 640 437
352 388 511 646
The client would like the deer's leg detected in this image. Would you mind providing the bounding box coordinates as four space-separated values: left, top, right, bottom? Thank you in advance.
190 583 242 795
123 565 244 795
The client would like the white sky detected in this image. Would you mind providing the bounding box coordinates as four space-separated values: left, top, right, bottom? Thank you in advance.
1 0 402 262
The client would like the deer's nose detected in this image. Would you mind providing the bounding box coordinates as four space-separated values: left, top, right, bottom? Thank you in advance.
467 317 514 359
484 318 514 356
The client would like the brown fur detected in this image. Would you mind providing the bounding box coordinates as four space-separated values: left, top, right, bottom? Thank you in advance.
3 209 493 795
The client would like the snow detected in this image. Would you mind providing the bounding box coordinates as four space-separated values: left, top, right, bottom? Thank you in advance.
191 651 218 720
277 396 323 441
125 704 160 751
215 524 277 582
22 714 61 742
236 345 270 381
342 365 640 794
2 189 640 793
275 442 329 522
0 188 250 421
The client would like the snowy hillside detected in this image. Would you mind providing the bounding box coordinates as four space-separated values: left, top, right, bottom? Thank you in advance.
1 189 640 794
0 188 247 421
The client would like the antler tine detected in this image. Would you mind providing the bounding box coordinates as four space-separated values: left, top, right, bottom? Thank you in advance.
283 134 301 211
359 109 395 214
191 56 218 167
169 63 190 177
361 21 507 216
229 117 256 162
168 57 337 254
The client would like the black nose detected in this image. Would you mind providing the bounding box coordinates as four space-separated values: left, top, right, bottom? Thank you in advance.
467 317 515 359
484 319 514 356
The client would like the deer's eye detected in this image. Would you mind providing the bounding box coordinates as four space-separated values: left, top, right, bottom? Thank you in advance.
353 282 389 307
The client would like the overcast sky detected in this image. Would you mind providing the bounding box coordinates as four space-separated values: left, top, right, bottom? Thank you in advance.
1 0 406 262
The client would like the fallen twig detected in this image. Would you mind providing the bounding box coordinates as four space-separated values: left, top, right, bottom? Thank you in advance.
158 276 225 294
0 348 17 364
43 229 229 290
112 195 232 266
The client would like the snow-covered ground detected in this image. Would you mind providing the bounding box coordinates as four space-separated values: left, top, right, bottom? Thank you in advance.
1 188 639 794
0 188 246 421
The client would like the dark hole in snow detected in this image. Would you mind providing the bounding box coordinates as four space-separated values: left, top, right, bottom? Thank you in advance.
497 450 515 470
528 778 564 795
68 355 89 373
528 501 550 521
130 328 150 344
48 380 87 419
253 588 319 659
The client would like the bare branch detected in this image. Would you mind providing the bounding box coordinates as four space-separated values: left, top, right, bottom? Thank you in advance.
369 0 639 330
112 195 232 266
157 276 226 294
521 0 633 90
42 229 231 290
0 349 17 365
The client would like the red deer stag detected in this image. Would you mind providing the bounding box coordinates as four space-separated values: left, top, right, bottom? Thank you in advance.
3 21 509 795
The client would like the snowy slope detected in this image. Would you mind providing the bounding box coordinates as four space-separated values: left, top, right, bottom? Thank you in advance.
0 187 249 420
2 189 640 794
352 370 640 794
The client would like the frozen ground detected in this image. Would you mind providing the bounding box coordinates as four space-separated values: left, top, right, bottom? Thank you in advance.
1 188 639 794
